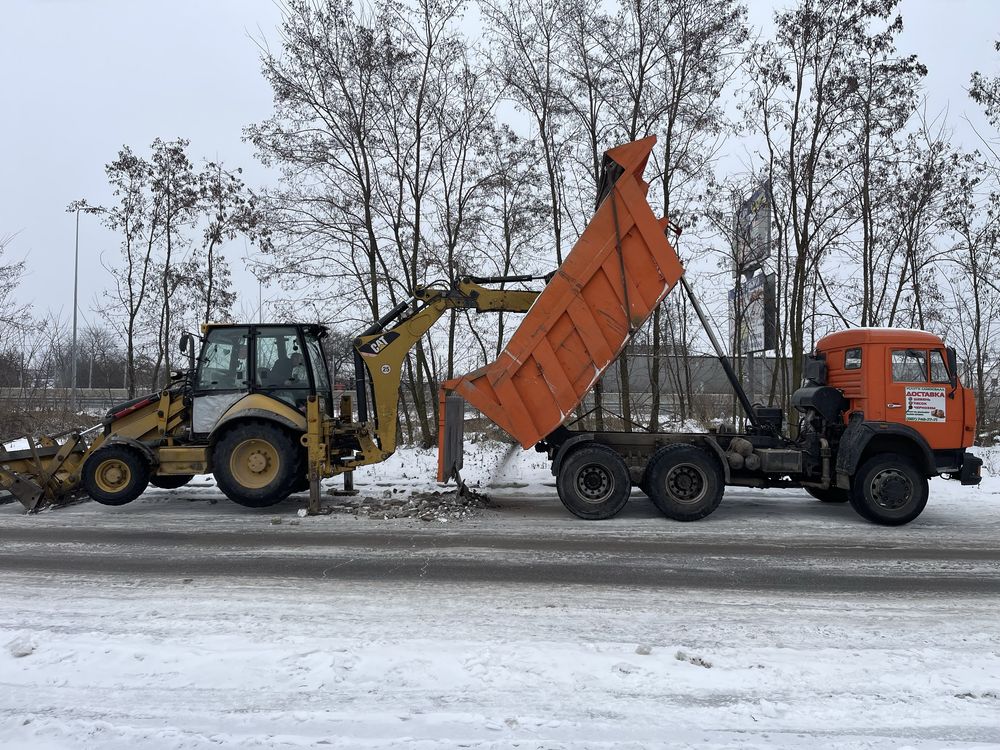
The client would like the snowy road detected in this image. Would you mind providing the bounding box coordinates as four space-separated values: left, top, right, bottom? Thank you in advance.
2 444 999 748
1 516 999 595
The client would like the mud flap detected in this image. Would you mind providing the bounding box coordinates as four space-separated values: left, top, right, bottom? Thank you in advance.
437 394 465 483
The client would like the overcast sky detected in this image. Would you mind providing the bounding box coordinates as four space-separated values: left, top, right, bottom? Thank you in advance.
2 0 998 328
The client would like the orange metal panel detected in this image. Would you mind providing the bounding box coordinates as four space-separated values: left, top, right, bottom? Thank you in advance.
438 136 685 477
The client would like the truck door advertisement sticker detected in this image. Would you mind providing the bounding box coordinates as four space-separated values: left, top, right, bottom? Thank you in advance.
905 386 946 422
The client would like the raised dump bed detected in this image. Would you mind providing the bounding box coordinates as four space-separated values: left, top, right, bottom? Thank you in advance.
438 135 684 480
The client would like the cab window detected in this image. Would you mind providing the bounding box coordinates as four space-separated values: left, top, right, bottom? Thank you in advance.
256 327 309 389
929 350 950 383
196 327 249 391
891 349 928 383
304 332 330 393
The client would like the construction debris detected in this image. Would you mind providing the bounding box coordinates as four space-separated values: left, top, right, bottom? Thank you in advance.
324 486 490 521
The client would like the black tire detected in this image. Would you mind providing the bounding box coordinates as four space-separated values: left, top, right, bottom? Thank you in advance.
149 474 194 490
556 443 631 520
82 445 151 506
645 444 724 521
212 421 301 508
849 452 928 526
805 486 849 503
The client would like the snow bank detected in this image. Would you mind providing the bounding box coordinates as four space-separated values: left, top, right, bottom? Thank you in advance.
0 576 997 748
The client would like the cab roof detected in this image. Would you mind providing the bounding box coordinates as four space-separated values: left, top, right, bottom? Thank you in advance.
817 327 944 350
201 322 329 337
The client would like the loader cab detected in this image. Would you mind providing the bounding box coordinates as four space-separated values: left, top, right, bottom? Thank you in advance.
191 323 332 437
816 328 976 451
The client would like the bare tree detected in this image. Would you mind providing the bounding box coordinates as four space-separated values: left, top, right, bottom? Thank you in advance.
942 153 1000 440
484 0 570 266
747 0 904 419
87 148 159 397
0 233 29 341
148 138 200 385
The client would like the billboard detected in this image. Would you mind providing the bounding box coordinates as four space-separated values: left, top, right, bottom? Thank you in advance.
735 180 772 270
729 273 776 354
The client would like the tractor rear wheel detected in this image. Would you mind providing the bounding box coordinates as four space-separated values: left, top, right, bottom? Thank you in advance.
82 445 151 506
149 474 194 490
213 421 300 508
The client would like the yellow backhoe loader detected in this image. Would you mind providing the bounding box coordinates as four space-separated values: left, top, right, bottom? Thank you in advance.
0 278 541 513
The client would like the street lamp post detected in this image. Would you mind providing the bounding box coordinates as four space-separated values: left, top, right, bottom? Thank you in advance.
70 208 81 413
68 203 103 414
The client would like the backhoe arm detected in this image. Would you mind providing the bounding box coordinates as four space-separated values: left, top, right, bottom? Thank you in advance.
351 277 541 462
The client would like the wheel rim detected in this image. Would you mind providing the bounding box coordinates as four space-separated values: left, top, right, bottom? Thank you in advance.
869 468 913 510
576 463 615 504
665 463 708 505
230 438 281 490
94 458 132 494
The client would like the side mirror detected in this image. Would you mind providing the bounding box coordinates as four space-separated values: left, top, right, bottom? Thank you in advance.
946 347 958 390
179 332 191 355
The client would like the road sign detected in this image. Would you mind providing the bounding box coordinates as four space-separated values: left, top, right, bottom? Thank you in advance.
729 272 776 354
735 180 772 271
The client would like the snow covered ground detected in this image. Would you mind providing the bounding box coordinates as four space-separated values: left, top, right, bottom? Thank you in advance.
1 442 998 748
2 577 998 749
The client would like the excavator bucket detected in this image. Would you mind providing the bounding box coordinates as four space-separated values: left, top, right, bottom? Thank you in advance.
437 136 684 480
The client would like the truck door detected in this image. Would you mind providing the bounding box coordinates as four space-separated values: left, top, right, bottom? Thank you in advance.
884 348 959 450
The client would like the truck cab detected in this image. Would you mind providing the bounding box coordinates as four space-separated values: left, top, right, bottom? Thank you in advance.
815 328 982 509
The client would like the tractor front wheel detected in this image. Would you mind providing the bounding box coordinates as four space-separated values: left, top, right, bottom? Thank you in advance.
212 421 301 508
82 445 151 506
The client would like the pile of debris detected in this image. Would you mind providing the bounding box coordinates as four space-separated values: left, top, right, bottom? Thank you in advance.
324 486 490 521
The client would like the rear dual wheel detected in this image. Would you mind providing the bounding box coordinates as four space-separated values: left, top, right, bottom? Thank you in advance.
556 444 631 520
644 444 724 522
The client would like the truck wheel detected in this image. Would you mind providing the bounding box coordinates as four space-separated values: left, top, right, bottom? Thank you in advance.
556 444 631 520
645 444 724 521
805 486 849 503
149 475 194 490
849 453 928 526
213 421 301 508
82 445 151 506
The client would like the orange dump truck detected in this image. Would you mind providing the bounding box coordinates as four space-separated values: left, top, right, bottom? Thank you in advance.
438 136 982 526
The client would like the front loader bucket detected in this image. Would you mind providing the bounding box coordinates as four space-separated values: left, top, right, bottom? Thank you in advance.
437 136 684 480
0 434 90 511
